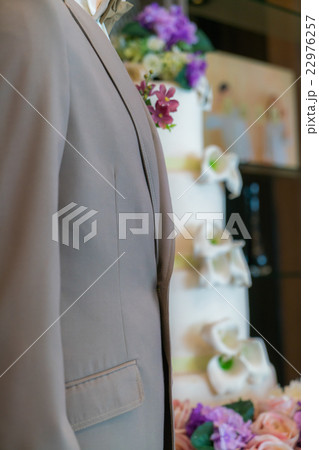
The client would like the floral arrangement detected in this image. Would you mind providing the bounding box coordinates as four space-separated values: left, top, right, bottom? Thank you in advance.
136 73 179 130
113 3 213 90
173 380 301 450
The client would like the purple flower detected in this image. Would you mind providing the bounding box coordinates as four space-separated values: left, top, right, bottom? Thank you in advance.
186 57 207 88
167 6 198 47
137 3 197 49
137 3 173 43
186 403 208 437
209 407 253 450
137 2 162 28
186 404 253 450
294 401 301 448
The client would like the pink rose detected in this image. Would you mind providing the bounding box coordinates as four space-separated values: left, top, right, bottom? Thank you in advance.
251 412 299 447
173 399 192 430
173 400 194 450
247 434 294 449
257 396 298 418
175 433 194 450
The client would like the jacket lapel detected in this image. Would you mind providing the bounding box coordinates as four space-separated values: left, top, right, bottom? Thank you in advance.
64 0 161 255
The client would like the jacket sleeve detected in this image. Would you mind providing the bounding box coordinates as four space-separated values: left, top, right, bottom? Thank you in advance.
0 0 80 448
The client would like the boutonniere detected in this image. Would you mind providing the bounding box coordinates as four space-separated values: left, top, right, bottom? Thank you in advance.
136 72 179 131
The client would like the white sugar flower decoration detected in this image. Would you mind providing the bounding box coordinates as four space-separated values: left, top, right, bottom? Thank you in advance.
239 338 271 377
239 338 276 389
202 319 276 395
194 223 235 259
207 354 248 395
201 319 241 356
230 245 252 287
201 145 243 198
194 223 251 287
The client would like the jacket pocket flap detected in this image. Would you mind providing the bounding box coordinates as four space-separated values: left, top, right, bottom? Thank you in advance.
66 359 144 431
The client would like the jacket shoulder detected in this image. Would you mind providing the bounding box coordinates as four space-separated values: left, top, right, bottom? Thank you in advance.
0 0 68 60
0 0 70 144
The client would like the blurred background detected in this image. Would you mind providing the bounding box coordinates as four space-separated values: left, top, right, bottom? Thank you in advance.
115 0 301 386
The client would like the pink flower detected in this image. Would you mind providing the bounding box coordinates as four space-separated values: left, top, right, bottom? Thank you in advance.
173 400 194 450
175 433 194 450
136 79 155 96
174 399 192 429
257 396 298 418
148 103 173 129
247 434 294 449
154 84 179 112
251 412 299 447
136 77 179 130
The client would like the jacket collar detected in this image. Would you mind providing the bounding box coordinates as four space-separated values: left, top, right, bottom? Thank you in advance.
73 0 133 34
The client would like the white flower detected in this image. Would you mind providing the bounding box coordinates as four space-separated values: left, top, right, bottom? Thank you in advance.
147 37 165 52
230 246 252 287
194 222 251 287
239 339 276 389
201 145 243 198
207 354 248 395
142 53 163 77
194 223 235 260
201 319 241 356
171 45 182 53
203 327 275 394
239 338 271 376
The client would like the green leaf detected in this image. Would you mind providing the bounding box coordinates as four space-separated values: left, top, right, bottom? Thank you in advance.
224 399 255 422
121 21 152 38
176 41 193 52
175 30 214 53
218 355 234 371
191 422 214 449
166 124 177 132
191 29 214 53
174 66 192 90
209 159 218 171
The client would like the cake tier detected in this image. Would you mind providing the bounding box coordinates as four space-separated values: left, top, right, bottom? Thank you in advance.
156 84 203 159
156 85 257 401
172 370 277 405
167 172 226 237
169 270 250 365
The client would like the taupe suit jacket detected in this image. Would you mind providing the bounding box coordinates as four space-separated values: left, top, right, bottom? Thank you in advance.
0 0 175 448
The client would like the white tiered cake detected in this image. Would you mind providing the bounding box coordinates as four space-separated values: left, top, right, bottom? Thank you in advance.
157 84 275 405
